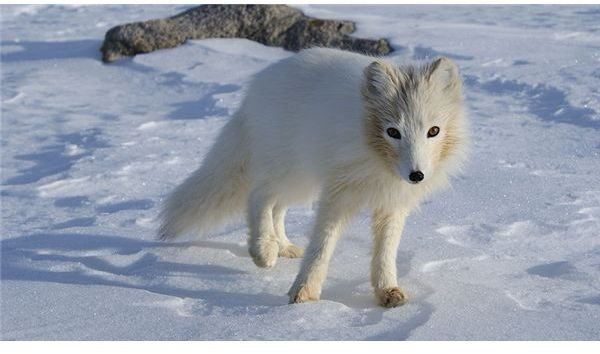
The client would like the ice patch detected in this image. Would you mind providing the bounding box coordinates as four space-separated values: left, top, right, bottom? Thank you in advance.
421 258 459 273
134 298 200 317
3 91 25 104
137 121 164 130
64 144 85 156
496 221 537 237
135 217 155 228
504 291 538 311
38 176 91 197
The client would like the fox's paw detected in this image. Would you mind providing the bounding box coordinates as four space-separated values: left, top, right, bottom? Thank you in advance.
376 287 407 308
248 239 279 268
288 283 320 304
279 244 304 258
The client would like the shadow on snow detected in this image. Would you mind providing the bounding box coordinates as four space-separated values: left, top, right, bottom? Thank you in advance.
1 233 286 308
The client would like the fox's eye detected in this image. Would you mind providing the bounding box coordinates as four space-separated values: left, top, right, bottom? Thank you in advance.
386 128 401 139
427 126 440 138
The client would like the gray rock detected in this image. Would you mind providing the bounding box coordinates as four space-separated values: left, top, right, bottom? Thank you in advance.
101 5 393 62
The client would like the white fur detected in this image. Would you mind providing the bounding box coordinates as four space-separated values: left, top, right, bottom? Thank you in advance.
159 48 468 307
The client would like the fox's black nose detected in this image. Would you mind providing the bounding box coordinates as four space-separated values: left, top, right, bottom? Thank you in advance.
409 171 424 183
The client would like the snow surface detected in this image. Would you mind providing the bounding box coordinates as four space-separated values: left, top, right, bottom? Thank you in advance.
1 5 599 340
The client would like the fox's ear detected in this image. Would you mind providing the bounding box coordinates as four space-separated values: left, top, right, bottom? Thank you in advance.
427 57 461 91
363 61 399 98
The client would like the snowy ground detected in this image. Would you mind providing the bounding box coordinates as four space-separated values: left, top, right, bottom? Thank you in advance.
1 5 599 340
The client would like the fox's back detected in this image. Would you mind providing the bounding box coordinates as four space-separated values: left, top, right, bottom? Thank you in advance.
241 48 375 177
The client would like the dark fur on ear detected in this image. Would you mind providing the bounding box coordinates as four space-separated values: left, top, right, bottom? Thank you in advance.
426 57 461 91
363 61 402 99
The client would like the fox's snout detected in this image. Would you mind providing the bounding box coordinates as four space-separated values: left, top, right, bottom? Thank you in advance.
398 144 432 185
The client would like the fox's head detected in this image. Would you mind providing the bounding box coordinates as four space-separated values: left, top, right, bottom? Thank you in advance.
362 57 468 185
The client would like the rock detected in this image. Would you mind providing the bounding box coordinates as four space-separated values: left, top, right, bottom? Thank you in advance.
100 5 393 63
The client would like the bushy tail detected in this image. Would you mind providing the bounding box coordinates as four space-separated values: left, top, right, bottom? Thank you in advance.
158 113 250 240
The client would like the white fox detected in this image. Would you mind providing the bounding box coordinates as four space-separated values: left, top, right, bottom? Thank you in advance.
159 47 468 307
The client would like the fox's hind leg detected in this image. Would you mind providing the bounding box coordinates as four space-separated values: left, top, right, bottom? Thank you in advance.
247 186 279 268
273 204 304 258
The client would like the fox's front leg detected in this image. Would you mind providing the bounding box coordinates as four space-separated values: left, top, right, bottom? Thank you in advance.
371 208 409 307
288 186 359 303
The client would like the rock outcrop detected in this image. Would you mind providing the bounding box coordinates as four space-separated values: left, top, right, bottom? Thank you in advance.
101 5 392 62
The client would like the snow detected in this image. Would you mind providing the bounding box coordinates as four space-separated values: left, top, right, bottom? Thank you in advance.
1 4 599 340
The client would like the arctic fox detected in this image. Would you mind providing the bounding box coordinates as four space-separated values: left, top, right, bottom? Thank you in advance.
159 47 468 308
